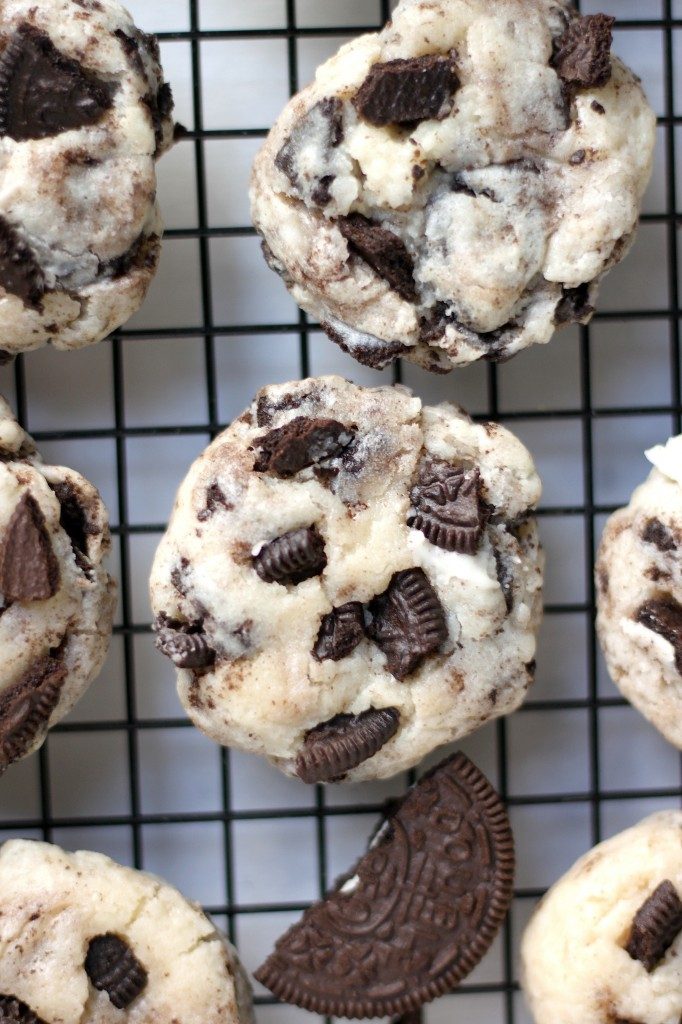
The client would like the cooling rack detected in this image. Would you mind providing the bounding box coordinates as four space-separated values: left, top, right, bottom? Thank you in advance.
0 1 680 1021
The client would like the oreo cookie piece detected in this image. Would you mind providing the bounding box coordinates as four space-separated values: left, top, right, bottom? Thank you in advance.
256 752 515 1017
0 840 254 1023
0 398 116 774
84 934 148 1009
636 598 682 674
252 0 654 374
150 375 543 783
0 0 175 358
625 880 682 972
353 53 460 127
296 707 400 783
0 25 114 141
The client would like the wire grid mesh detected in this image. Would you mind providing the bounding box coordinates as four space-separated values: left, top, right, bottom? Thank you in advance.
0 0 680 1021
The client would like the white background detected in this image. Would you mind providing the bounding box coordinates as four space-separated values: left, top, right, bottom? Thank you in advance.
0 2 679 1022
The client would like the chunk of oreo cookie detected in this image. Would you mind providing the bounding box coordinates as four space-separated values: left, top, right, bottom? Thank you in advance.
0 493 60 603
409 461 486 553
0 996 48 1024
625 880 682 972
353 53 459 127
552 13 615 89
84 933 148 1009
369 568 448 680
313 603 365 662
636 598 682 674
254 526 327 585
0 218 45 310
554 283 595 325
338 214 418 303
641 519 677 553
256 751 515 1017
0 24 114 141
0 655 67 773
296 706 400 783
254 417 354 477
155 626 215 670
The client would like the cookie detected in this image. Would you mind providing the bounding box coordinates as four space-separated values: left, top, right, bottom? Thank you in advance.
149 375 544 783
0 839 254 1023
0 0 175 359
596 435 682 749
521 810 682 1024
256 751 514 1017
251 0 655 373
0 397 116 773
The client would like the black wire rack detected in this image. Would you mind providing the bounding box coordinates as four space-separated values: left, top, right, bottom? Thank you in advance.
0 1 681 1022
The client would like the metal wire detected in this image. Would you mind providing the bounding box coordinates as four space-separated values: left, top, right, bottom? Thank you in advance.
0 3 680 1022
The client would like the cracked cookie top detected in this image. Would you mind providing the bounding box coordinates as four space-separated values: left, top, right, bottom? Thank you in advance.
0 0 175 358
150 375 544 783
251 0 655 373
0 839 254 1024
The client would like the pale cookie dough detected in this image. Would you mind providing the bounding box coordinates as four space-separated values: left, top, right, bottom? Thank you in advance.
596 435 682 749
149 375 544 783
251 0 655 373
0 839 254 1024
0 0 175 358
0 397 116 773
522 810 682 1024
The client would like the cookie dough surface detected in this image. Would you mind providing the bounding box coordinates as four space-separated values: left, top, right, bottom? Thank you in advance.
522 811 682 1024
251 0 655 373
0 0 175 357
596 435 682 749
0 397 116 772
0 839 254 1024
150 375 544 782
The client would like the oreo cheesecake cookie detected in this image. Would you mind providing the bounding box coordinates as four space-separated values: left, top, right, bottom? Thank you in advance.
0 397 116 774
596 435 682 749
257 752 515 1017
522 811 682 1024
251 0 655 373
0 839 254 1023
150 375 544 783
0 0 175 358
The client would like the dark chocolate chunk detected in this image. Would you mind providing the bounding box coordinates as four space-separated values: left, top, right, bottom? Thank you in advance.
256 751 515 1017
353 53 459 127
0 494 60 603
296 706 400 784
642 519 677 553
554 283 595 325
625 880 682 972
155 627 215 670
313 603 365 662
255 417 354 477
637 598 682 674
49 480 95 556
0 217 45 310
551 13 615 88
0 25 114 142
409 461 486 554
85 933 148 1009
197 482 231 522
369 568 448 680
338 214 417 303
0 655 66 773
254 526 326 585
0 996 48 1024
